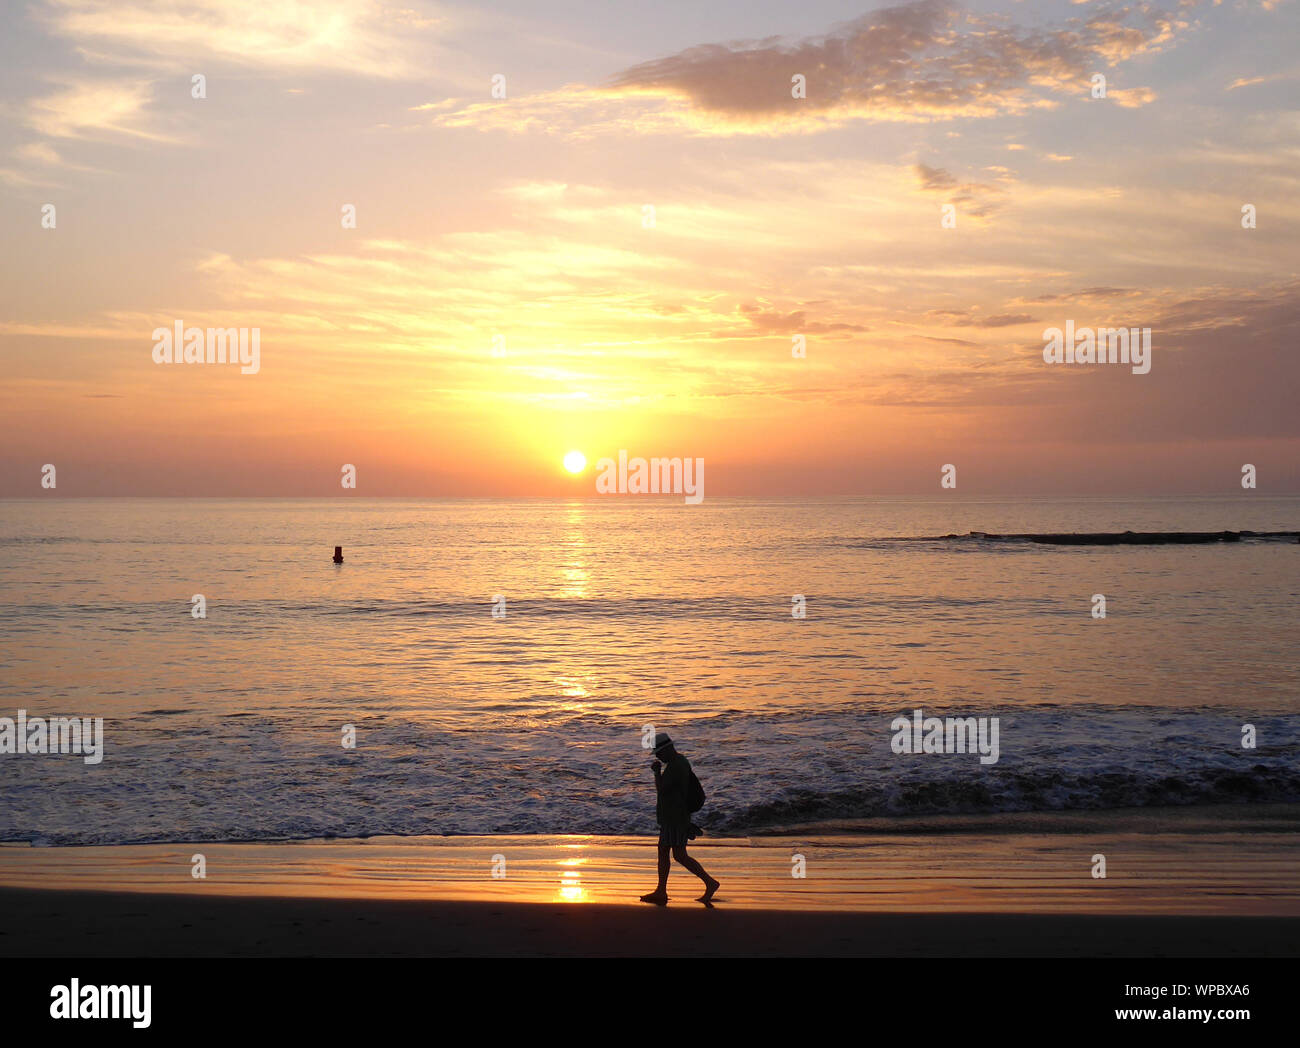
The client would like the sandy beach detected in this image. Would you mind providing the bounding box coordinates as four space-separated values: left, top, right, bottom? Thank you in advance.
6 886 1298 957
4 810 1297 956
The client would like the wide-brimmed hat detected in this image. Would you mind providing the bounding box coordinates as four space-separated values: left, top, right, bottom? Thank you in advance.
652 732 673 755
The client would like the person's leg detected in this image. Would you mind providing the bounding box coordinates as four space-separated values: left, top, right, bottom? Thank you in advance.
670 844 708 881
640 844 671 904
671 844 720 901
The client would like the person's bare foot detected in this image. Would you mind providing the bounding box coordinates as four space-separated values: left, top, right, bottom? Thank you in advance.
697 878 720 903
639 890 668 905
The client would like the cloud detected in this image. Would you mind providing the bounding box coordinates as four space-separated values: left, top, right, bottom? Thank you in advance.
914 164 960 192
735 303 866 337
0 167 45 187
1027 286 1144 303
830 281 1300 445
1025 281 1300 442
427 0 1181 136
10 2 451 179
40 0 437 79
25 78 164 140
912 163 1009 218
1105 86 1158 108
974 313 1036 328
923 308 1035 328
15 142 62 164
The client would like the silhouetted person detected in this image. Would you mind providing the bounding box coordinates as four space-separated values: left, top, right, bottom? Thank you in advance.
640 732 719 905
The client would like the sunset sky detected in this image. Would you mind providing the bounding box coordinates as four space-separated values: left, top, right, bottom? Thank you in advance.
1 0 1297 496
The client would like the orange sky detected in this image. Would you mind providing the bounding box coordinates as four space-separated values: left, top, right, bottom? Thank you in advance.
2 0 1297 495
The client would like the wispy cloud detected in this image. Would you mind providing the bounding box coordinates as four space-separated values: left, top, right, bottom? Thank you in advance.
40 0 440 78
912 163 1010 219
25 77 164 140
1226 71 1297 90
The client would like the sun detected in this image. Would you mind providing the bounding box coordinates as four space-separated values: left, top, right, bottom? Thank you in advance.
563 450 587 474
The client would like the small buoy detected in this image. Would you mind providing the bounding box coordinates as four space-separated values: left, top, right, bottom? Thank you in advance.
333 546 344 564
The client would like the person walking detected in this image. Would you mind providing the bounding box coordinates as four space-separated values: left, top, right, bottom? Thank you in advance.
640 732 719 905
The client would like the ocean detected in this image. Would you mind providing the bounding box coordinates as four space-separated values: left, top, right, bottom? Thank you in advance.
1 496 1297 846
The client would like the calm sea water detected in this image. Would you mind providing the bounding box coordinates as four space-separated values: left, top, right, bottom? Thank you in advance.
1 496 1297 845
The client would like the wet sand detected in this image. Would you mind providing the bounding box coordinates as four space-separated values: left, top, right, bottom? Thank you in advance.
2 818 1297 955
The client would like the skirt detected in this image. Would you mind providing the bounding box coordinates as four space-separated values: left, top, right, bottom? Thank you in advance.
658 821 697 847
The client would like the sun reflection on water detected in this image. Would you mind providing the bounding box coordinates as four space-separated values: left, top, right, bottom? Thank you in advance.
557 870 586 902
